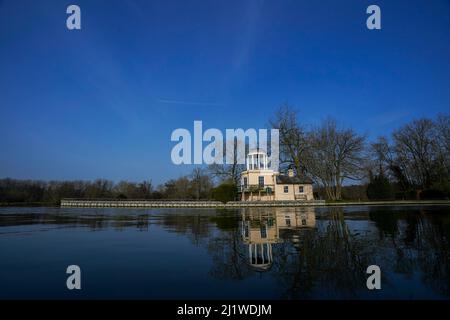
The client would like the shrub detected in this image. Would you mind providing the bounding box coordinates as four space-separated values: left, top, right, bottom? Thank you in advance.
367 174 394 200
420 188 449 200
211 183 237 203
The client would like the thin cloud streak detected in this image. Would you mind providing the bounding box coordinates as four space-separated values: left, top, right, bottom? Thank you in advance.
156 99 225 107
372 110 410 126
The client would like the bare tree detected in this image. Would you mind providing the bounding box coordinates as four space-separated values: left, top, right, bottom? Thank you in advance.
208 138 245 185
270 104 366 200
269 103 309 174
393 118 437 189
304 118 366 200
190 167 213 200
369 115 450 197
434 114 450 181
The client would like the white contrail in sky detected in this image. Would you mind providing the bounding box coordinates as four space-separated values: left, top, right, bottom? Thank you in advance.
156 99 225 107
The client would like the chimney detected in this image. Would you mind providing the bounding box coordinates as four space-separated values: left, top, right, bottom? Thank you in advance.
287 169 294 177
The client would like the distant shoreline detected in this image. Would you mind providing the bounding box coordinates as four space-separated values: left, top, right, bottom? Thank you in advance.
1 199 449 209
59 199 450 208
0 202 58 207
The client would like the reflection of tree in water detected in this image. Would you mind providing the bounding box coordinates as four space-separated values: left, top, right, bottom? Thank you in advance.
206 227 253 280
205 208 318 281
158 211 213 246
419 212 450 295
203 207 372 299
0 211 150 232
7 206 449 297
204 206 450 299
206 210 253 280
271 207 370 299
369 207 450 295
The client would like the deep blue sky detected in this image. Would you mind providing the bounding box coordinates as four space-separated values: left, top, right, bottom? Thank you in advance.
1 0 449 185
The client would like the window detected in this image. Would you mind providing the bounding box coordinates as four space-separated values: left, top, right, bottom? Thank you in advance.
243 177 248 187
258 176 264 187
285 216 291 226
298 186 304 193
260 225 267 238
284 186 289 193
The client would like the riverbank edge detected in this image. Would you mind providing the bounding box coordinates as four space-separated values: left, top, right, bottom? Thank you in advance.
55 199 450 208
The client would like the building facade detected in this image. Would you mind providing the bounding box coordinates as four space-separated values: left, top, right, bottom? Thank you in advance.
239 150 314 201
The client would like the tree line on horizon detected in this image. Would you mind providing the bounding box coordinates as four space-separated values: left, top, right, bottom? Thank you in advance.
0 104 449 204
270 104 449 201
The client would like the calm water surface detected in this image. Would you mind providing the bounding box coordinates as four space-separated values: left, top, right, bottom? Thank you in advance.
0 205 449 299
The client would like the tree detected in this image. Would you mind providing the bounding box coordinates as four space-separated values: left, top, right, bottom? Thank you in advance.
113 180 154 199
371 115 450 199
392 118 436 189
211 183 237 203
85 179 113 199
208 138 245 185
269 103 309 175
190 168 213 200
304 118 366 200
433 114 450 190
163 177 191 199
367 167 394 200
270 104 367 201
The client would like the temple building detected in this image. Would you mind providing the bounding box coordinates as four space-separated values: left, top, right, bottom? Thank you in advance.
239 150 314 201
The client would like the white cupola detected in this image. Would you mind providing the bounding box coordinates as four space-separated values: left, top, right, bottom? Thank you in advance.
246 150 268 171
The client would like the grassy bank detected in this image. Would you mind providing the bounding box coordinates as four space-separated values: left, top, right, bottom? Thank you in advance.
0 202 59 207
324 200 450 206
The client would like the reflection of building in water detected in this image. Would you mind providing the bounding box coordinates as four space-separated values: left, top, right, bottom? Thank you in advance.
241 207 316 271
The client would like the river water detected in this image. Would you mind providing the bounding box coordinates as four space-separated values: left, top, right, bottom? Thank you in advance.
0 205 449 299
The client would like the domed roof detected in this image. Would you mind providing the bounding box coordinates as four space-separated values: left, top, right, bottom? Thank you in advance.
247 149 267 156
